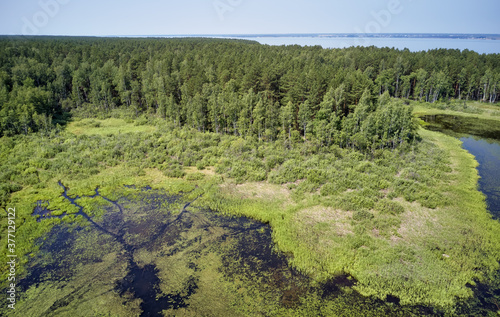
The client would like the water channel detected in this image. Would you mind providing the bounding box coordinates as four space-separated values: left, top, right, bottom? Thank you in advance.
421 114 500 219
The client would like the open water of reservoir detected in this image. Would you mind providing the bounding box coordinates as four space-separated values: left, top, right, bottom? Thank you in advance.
162 35 500 54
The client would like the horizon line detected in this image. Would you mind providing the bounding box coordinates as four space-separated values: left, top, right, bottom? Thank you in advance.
1 32 499 38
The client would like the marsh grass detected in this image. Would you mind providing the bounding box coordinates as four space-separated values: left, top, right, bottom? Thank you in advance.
67 118 157 136
201 128 500 310
1 113 500 314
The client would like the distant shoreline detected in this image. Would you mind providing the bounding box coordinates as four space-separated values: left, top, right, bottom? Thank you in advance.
1 33 498 41
135 33 500 41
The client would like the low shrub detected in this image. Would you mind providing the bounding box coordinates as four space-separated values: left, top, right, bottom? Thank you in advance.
337 192 375 211
320 183 341 196
375 199 405 215
268 159 304 184
352 209 374 221
163 168 186 178
186 172 205 181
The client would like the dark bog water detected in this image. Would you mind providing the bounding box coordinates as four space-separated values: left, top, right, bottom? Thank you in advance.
461 138 500 217
4 184 449 316
421 114 500 218
9 186 319 316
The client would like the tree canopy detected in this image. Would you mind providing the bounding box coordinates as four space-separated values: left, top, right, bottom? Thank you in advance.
0 36 498 149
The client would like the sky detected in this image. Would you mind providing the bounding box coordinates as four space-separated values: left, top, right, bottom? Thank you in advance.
0 0 499 36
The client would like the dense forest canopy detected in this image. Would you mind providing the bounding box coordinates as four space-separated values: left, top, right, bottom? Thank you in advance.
0 36 498 148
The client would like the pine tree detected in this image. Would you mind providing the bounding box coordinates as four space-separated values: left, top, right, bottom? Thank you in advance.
298 100 312 138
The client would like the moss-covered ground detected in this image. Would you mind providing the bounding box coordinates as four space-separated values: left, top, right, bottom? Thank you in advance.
1 105 500 315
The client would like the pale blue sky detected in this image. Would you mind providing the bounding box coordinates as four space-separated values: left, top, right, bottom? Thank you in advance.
0 0 498 36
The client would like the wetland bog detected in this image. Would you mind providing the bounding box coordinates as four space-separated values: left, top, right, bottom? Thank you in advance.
3 185 427 317
2 114 500 316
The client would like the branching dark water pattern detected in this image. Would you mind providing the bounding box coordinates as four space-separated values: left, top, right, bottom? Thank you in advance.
16 184 334 316
24 183 201 317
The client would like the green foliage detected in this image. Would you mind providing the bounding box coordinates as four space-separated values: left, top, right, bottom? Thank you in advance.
185 172 205 181
133 116 149 126
265 155 285 170
268 159 304 184
352 209 375 221
375 199 405 215
5 37 498 146
162 166 186 178
337 192 375 211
